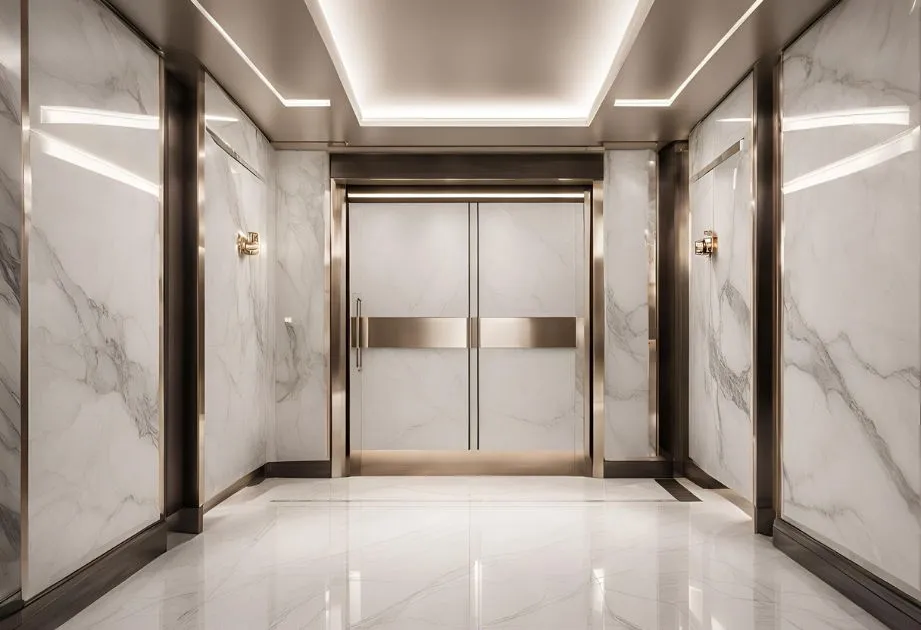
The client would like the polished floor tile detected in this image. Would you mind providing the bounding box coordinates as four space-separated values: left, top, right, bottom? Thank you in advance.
60 478 885 629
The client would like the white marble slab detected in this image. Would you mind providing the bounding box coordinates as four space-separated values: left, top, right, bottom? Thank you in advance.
478 349 580 452
603 150 656 459
203 134 270 501
0 0 20 601
274 152 328 462
204 76 270 179
688 75 754 501
478 202 583 317
357 349 468 451
26 0 160 598
60 478 886 630
781 0 921 597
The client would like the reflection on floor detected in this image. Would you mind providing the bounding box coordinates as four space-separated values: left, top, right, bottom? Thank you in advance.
61 477 884 629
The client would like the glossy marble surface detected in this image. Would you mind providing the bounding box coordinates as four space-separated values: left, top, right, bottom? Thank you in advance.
479 349 580 452
204 76 270 178
0 0 20 602
61 477 886 630
603 151 656 460
274 151 329 462
688 75 754 501
26 0 161 599
781 0 921 598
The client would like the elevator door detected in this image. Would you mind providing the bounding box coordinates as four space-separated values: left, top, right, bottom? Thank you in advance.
349 198 587 471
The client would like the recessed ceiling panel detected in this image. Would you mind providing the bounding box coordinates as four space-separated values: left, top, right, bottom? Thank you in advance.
306 0 654 126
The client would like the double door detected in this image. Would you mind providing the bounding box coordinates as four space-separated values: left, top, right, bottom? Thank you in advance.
348 196 589 472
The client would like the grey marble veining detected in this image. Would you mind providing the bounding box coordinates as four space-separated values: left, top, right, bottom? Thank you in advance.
781 0 921 597
603 151 656 459
688 75 754 501
274 151 328 461
0 0 20 602
204 76 270 179
26 0 160 598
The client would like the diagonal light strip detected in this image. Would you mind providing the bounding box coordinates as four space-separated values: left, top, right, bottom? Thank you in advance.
187 0 330 108
782 125 919 194
614 0 765 108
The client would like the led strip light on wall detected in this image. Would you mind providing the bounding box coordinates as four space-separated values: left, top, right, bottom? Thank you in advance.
187 0 330 108
346 191 586 200
614 0 765 108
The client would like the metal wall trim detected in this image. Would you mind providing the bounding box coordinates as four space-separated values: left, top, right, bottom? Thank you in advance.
19 0 30 597
581 191 592 466
346 186 588 202
479 317 580 349
204 128 265 182
194 68 206 507
648 153 659 455
330 153 604 181
157 53 165 518
329 181 348 478
468 202 479 451
690 139 744 183
591 180 605 477
351 317 469 349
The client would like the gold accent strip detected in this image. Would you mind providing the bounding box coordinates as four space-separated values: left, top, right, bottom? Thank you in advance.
690 139 744 182
591 180 605 477
329 181 348 477
478 317 580 349
351 450 588 476
351 317 469 349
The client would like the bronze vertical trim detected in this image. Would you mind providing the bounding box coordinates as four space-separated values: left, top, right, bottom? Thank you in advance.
19 0 30 596
195 68 206 506
157 57 165 517
329 181 347 477
591 182 605 477
752 54 782 535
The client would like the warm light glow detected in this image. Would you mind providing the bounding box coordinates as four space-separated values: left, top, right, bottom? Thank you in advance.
347 192 586 200
782 126 919 195
187 0 330 108
719 106 912 130
41 106 159 129
308 0 653 125
34 130 160 197
614 0 765 107
205 114 240 123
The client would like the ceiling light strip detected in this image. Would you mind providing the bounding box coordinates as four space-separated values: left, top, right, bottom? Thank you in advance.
187 0 329 108
614 0 766 108
347 192 586 200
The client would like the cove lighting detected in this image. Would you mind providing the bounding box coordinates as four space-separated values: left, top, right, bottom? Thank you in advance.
347 192 586 200
614 0 765 108
34 130 160 197
187 0 330 108
782 125 919 195
719 106 912 130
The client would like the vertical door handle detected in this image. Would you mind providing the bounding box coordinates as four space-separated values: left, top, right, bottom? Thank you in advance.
356 297 362 372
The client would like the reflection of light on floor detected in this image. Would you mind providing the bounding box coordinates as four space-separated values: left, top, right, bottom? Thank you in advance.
592 568 605 622
349 570 361 625
689 584 702 624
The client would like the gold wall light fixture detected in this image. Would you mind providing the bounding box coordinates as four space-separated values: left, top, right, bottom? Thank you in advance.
694 230 718 257
237 231 260 256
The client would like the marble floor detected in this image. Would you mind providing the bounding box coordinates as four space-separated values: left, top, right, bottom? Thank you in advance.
61 477 885 630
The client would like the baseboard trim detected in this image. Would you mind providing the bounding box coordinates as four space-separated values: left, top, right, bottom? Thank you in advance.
166 506 203 534
773 518 921 629
265 460 332 478
684 460 727 489
203 465 265 513
0 520 167 629
604 458 673 478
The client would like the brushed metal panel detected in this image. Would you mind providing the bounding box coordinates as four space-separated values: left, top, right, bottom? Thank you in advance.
352 317 469 349
478 317 580 349
352 450 588 476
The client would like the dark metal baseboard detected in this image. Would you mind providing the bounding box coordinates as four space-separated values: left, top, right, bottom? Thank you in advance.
166 506 203 534
202 465 266 513
773 519 921 629
604 458 673 478
265 460 332 478
0 520 167 629
684 459 727 489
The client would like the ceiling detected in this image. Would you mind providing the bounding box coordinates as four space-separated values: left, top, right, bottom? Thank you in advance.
109 0 836 148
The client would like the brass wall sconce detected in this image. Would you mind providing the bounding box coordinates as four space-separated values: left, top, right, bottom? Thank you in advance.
237 231 260 256
694 230 718 257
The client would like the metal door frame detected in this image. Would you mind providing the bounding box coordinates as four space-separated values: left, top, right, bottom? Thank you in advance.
328 166 605 478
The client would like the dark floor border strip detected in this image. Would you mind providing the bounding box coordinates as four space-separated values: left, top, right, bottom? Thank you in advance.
604 459 673 478
685 459 727 489
265 460 332 478
773 518 921 629
0 520 167 629
655 478 701 502
202 465 265 513
166 506 203 535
